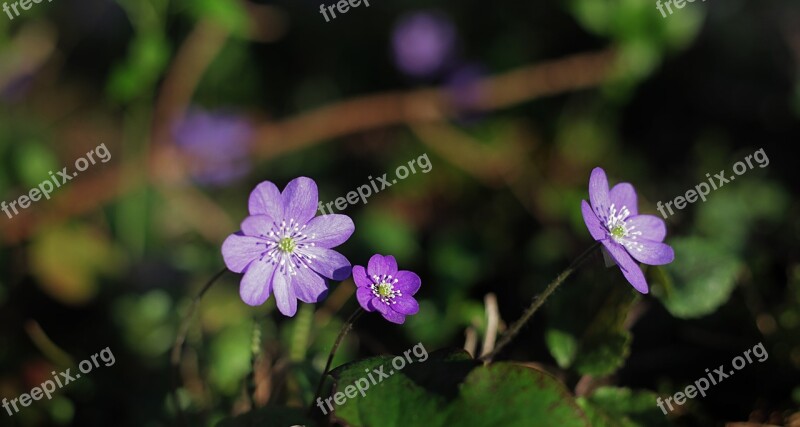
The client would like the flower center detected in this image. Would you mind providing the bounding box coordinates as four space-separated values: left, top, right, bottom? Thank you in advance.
610 225 626 239
370 274 402 304
278 237 296 253
256 218 318 276
604 203 631 243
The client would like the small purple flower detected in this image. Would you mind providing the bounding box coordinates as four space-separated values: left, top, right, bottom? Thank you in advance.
392 11 458 78
581 167 675 294
173 109 253 186
222 177 355 316
353 254 421 324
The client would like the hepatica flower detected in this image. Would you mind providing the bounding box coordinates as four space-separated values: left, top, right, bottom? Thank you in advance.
222 177 354 316
581 167 675 294
392 11 458 78
353 255 421 324
173 109 253 186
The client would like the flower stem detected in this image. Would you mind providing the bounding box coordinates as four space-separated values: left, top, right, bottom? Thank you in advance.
310 307 364 416
481 241 601 363
171 267 229 427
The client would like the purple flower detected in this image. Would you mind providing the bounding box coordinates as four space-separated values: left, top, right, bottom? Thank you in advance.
392 11 458 78
581 167 675 294
222 177 355 316
353 254 421 324
173 109 253 186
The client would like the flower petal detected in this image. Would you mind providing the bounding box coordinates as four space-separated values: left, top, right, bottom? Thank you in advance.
352 265 371 288
272 270 297 316
394 270 421 295
367 254 398 277
303 214 355 248
369 299 406 324
241 215 275 237
249 181 284 219
239 259 276 306
392 295 419 315
602 240 649 294
624 238 675 266
589 167 611 218
382 309 406 324
581 200 607 241
281 177 318 225
609 182 638 216
222 233 264 273
293 266 328 304
301 247 352 281
625 215 666 242
356 287 375 311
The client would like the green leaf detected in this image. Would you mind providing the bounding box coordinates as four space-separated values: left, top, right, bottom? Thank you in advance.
577 387 675 427
651 237 741 318
329 348 590 427
215 406 314 427
546 329 578 368
29 224 125 305
545 271 637 376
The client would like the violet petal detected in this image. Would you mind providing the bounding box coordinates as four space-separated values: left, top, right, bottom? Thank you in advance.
281 177 318 225
394 270 421 295
249 181 284 219
625 215 667 242
293 267 328 304
581 200 607 241
602 240 649 294
301 247 352 281
222 233 263 273
625 239 675 266
609 182 638 216
304 214 355 248
239 259 275 306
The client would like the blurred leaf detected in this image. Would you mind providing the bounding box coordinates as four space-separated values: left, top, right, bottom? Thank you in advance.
652 237 741 318
331 348 590 427
30 224 125 305
14 141 57 188
695 180 788 252
184 0 249 36
546 272 637 376
107 33 169 102
113 290 175 357
209 321 253 395
546 329 578 368
215 406 314 427
577 386 673 427
356 211 418 261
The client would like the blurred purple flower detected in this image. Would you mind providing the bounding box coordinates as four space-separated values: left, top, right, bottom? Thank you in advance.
172 109 253 186
392 11 458 78
222 177 354 316
353 254 421 324
581 167 675 294
446 64 486 113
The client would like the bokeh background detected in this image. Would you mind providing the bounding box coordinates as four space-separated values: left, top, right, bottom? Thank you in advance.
1 0 799 426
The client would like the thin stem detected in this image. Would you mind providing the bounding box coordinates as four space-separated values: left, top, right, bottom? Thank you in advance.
170 267 229 427
481 242 601 362
309 307 364 416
